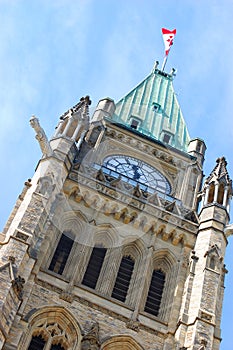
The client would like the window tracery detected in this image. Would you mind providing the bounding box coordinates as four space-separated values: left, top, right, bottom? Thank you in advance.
19 306 81 350
28 322 68 350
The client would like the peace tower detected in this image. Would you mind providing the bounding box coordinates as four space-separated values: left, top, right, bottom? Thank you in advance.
0 60 232 350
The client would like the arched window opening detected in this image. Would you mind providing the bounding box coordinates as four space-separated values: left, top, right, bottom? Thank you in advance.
207 184 215 204
144 269 166 317
51 344 65 350
196 140 202 153
28 335 46 350
209 256 216 270
217 183 224 205
111 255 135 302
82 247 107 289
49 233 74 275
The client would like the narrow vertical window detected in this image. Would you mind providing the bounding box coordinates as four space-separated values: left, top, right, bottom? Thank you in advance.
209 256 216 270
111 256 135 302
82 247 107 289
144 269 165 317
49 233 74 275
217 183 224 205
28 335 46 350
208 184 215 203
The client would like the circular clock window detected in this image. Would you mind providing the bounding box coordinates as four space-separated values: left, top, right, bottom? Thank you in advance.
101 155 171 194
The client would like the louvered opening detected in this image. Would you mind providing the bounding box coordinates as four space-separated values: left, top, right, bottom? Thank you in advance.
28 335 46 350
144 269 165 316
48 233 74 275
111 256 134 302
82 247 106 289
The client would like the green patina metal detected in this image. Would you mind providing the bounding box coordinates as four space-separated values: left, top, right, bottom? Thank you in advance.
111 65 190 152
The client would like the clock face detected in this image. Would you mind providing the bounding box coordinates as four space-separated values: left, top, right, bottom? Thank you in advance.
102 155 171 194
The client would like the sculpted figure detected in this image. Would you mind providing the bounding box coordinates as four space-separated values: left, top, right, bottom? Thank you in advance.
30 116 53 157
81 322 100 350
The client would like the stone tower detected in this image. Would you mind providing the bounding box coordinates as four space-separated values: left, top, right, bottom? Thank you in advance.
0 62 232 350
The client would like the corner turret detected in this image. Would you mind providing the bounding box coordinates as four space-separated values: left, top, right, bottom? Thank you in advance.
200 157 232 216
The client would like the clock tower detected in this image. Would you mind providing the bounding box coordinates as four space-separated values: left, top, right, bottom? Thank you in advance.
0 62 231 350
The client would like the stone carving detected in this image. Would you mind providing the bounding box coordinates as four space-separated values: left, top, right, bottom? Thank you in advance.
12 275 25 299
126 319 140 332
59 291 74 303
15 230 29 242
30 116 53 157
200 311 212 322
37 174 56 196
81 322 100 350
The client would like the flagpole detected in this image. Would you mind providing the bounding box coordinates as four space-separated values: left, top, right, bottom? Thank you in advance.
161 55 168 71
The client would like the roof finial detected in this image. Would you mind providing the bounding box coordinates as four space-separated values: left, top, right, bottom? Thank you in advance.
152 60 159 73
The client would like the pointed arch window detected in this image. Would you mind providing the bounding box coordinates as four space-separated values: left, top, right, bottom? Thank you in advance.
144 269 166 317
111 255 135 302
207 184 215 203
51 344 65 350
82 247 107 289
28 335 65 350
217 183 224 205
209 256 216 270
28 335 46 350
48 233 74 275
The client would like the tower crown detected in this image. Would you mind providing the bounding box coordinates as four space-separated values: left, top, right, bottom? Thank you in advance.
108 63 190 152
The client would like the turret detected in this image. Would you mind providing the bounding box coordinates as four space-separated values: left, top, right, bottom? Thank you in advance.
176 157 232 350
188 138 206 166
53 95 91 142
200 157 232 216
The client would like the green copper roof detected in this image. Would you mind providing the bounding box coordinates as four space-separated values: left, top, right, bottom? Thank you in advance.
112 66 190 152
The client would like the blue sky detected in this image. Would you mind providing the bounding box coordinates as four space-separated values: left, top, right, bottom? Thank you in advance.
0 0 233 348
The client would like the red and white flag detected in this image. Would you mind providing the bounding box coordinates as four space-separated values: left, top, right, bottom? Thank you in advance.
162 28 176 56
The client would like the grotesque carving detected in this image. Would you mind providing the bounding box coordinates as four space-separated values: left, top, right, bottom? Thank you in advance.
126 319 140 332
37 174 55 196
12 275 25 299
30 116 53 157
81 322 100 350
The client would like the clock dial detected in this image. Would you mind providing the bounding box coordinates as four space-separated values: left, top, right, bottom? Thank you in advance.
102 155 171 194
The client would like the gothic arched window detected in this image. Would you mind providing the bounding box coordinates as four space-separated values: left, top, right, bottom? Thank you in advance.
144 269 166 317
111 255 135 302
28 335 66 350
217 183 224 205
209 256 216 270
48 233 74 275
82 246 107 289
28 335 46 350
51 344 65 350
207 184 215 203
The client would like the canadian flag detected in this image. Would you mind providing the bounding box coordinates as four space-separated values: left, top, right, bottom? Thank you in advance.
162 28 176 56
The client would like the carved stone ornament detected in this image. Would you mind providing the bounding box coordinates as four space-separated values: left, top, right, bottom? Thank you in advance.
30 115 53 157
81 322 100 350
59 291 74 303
12 275 25 299
37 174 55 196
126 319 140 332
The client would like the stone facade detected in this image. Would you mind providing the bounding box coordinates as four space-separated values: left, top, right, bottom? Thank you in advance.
0 68 232 350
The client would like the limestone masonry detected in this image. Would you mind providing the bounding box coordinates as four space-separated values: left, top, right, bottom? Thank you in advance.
0 62 232 350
